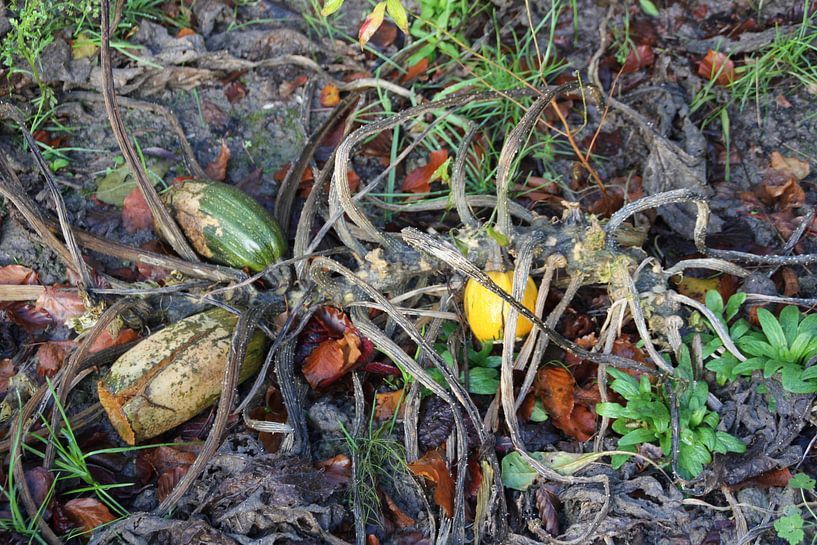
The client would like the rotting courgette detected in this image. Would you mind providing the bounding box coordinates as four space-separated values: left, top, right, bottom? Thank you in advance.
97 308 267 444
163 180 287 272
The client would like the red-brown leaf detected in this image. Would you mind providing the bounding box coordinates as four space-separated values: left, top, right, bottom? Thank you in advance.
302 330 362 389
0 264 38 285
407 449 454 517
36 340 76 378
383 490 416 528
697 49 735 86
0 358 15 396
63 498 116 533
224 79 247 103
359 2 386 48
729 467 792 491
534 367 595 441
205 140 231 181
157 465 189 501
319 84 341 107
121 187 153 234
402 149 449 194
34 286 86 324
88 328 140 353
402 58 429 83
621 45 655 73
770 151 810 180
317 454 352 487
25 467 54 519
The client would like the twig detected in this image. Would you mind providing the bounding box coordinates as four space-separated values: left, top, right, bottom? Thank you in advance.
99 0 199 262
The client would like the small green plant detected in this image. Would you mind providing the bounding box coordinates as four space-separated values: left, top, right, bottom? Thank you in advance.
340 413 409 527
773 472 817 545
700 290 817 394
596 360 746 479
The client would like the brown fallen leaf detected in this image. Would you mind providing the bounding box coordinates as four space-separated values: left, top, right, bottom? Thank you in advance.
224 79 248 103
697 49 736 86
375 389 405 421
35 286 86 324
302 330 362 389
729 467 792 491
0 359 15 396
319 84 340 107
0 264 38 285
407 449 454 517
205 140 231 181
621 44 655 73
121 187 153 234
157 465 189 501
89 328 140 353
63 497 116 533
36 340 76 378
402 149 449 194
176 27 196 38
533 367 596 442
770 151 810 181
402 58 429 83
317 454 352 487
383 490 416 528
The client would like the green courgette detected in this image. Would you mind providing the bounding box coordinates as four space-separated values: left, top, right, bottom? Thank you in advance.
163 180 287 272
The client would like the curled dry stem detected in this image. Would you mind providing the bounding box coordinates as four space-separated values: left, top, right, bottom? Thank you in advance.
100 0 199 263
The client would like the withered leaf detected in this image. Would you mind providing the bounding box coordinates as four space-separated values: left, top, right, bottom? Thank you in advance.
375 389 405 421
316 454 352 487
407 449 454 517
302 330 362 389
319 84 341 107
383 490 416 528
697 49 735 85
36 340 76 378
402 149 449 194
63 497 116 533
204 140 231 181
0 264 38 285
534 367 596 442
121 187 153 234
34 286 86 324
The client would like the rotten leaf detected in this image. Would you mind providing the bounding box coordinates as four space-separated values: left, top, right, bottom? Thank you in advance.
407 448 454 517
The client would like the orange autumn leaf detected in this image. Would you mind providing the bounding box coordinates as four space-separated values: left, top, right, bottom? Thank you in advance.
534 367 596 441
383 490 416 528
122 187 153 234
205 139 231 181
176 27 196 38
302 330 362 389
401 58 429 83
89 328 140 353
63 498 116 533
697 49 735 86
319 84 341 107
402 149 449 193
375 389 405 421
407 449 454 517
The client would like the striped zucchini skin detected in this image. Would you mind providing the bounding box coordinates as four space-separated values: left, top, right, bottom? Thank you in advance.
165 181 287 272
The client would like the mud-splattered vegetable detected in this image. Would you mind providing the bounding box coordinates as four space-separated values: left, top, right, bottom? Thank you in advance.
464 271 538 342
163 180 286 272
97 308 267 444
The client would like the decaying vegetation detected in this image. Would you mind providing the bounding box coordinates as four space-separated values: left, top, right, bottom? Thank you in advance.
1 0 817 544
